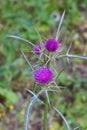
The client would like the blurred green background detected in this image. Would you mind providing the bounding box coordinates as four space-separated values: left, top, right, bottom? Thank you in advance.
0 0 87 130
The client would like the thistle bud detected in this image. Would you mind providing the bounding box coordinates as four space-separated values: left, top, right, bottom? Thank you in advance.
33 44 41 54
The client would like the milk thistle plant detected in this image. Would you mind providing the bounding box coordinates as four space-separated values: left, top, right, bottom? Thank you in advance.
8 11 87 130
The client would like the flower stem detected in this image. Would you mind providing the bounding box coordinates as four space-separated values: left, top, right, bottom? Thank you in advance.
43 97 48 130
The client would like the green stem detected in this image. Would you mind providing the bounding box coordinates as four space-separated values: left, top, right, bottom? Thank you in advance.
43 97 48 130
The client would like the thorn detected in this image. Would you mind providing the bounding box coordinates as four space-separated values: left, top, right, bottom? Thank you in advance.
56 10 65 41
25 89 35 96
67 57 72 69
54 69 64 80
8 35 35 47
50 81 61 92
20 50 34 72
34 28 43 46
67 57 70 64
51 64 58 76
73 126 80 130
38 51 43 60
54 107 71 130
44 54 51 66
67 42 72 54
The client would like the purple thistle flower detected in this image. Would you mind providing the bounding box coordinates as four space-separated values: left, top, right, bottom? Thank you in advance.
34 67 53 84
45 38 59 52
33 44 41 54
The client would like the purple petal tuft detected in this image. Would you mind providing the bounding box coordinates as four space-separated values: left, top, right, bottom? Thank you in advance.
34 67 53 84
45 38 59 52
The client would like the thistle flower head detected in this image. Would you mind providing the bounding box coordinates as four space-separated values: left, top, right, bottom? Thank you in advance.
33 44 41 54
45 38 59 52
34 67 53 84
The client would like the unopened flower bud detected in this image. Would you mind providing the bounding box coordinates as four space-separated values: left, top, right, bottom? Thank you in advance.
33 44 41 54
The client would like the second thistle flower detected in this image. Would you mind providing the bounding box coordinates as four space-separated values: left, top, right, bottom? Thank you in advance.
45 38 59 52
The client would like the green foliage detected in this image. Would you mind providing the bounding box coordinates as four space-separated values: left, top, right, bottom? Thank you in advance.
57 71 86 89
57 72 73 86
0 88 18 103
17 110 24 123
